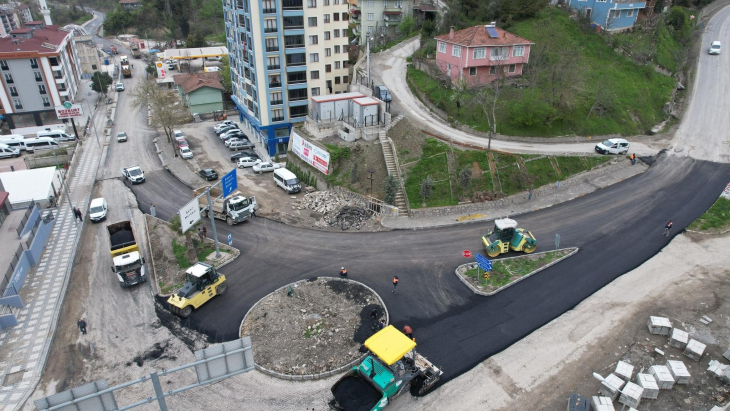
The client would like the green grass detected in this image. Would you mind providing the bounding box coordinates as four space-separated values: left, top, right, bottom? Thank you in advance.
159 280 185 294
464 251 566 289
407 8 675 137
689 197 730 231
171 238 217 269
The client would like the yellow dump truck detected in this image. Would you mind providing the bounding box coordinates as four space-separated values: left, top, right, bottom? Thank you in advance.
107 221 146 287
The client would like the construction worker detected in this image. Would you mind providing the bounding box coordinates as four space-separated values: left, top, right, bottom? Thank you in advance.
403 325 413 340
630 153 636 165
339 267 347 280
664 220 673 237
392 276 399 294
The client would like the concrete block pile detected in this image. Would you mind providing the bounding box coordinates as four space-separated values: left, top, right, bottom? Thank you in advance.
591 396 615 411
567 393 590 411
649 365 675 390
614 361 633 382
294 191 372 230
647 316 672 335
669 328 689 349
636 373 659 399
599 374 626 400
666 360 691 384
723 347 730 361
684 339 706 362
618 382 643 409
707 360 730 383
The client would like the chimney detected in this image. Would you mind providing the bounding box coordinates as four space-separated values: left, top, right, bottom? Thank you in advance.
449 26 454 40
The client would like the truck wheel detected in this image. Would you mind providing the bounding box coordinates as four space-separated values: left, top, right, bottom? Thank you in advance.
486 245 501 258
217 282 227 295
201 209 208 218
523 243 537 253
226 217 234 225
179 305 193 318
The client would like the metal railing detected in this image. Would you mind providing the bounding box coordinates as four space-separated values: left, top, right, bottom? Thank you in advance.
15 200 36 237
388 136 410 214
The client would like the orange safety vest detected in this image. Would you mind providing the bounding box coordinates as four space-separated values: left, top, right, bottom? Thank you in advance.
393 277 399 285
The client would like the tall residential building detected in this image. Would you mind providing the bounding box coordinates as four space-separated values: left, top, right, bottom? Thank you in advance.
0 22 81 132
223 0 351 156
348 0 413 46
74 34 100 78
0 5 22 38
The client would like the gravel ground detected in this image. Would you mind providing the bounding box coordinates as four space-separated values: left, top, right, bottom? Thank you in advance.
240 278 384 375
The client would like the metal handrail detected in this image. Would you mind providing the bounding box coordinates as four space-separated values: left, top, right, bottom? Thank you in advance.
388 137 410 214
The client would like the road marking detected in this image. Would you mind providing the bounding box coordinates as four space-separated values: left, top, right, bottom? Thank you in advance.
456 214 487 222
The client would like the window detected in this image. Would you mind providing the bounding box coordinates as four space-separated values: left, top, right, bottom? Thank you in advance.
367 26 374 33
366 0 373 5
283 16 303 28
38 85 47 94
324 31 331 40
13 113 34 127
288 88 308 101
490 47 506 60
269 74 282 87
324 14 330 23
335 45 340 53
334 0 339 4
473 48 486 59
265 18 278 32
272 109 284 122
335 77 341 84
438 42 446 53
343 60 349 68
489 66 496 75
267 56 281 69
512 45 525 57
324 0 329 5
469 67 477 76
4 73 13 84
452 45 461 57
325 48 332 57
9 86 17 97
13 99 22 110
0 60 7 70
271 91 283 104
343 76 348 83
326 80 332 91
91 64 97 70
29 58 38 69
285 53 307 66
266 37 279 52
367 13 374 20
508 64 516 73
285 34 305 48
42 96 51 107
326 64 332 73
627 9 635 17
310 53 319 62
334 12 340 21
311 70 320 79
287 71 307 83
308 17 317 26
335 61 341 69
262 0 275 12
307 0 316 7
309 35 319 45
290 105 308 118
610 9 620 18
334 29 340 37
311 87 320 96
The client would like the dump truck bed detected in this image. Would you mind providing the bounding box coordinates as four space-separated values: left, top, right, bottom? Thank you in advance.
331 374 382 411
107 221 138 257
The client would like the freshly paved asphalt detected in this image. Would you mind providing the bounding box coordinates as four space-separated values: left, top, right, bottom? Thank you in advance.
131 153 730 383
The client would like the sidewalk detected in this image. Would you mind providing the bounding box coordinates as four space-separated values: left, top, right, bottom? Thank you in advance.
0 79 107 411
382 159 647 229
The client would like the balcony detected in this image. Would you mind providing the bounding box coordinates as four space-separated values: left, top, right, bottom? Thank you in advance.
383 9 402 22
269 82 282 87
270 99 283 105
262 8 276 14
266 46 280 52
285 43 305 50
267 65 281 70
282 0 303 10
271 116 285 122
264 27 278 33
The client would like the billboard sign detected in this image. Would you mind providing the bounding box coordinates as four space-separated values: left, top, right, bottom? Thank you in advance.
180 198 201 233
156 61 165 78
222 169 238 198
291 131 330 175
55 102 84 119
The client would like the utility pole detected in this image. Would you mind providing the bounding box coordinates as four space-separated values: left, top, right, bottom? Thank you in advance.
205 189 221 259
84 100 101 147
366 36 370 88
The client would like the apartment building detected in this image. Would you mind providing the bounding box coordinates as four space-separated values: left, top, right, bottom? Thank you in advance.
348 0 413 46
0 22 81 133
223 0 350 156
74 34 100 78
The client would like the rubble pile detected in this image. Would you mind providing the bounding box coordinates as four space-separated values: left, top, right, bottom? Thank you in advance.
294 191 372 230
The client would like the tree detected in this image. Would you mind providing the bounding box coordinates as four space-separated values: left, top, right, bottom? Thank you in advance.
398 15 415 36
129 80 191 154
420 19 437 44
473 59 507 152
186 28 207 48
450 77 469 116
383 175 397 205
420 176 434 205
220 55 231 92
459 166 472 198
90 71 113 94
350 162 359 184
145 62 156 78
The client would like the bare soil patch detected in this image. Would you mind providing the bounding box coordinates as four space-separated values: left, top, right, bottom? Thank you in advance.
240 278 385 376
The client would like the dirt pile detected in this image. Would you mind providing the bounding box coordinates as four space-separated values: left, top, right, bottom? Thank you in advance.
294 191 374 230
240 278 384 375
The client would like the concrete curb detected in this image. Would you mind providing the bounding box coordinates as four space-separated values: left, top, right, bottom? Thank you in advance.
239 277 389 381
685 226 730 235
455 248 579 296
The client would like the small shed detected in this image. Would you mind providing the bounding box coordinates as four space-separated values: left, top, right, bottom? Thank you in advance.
173 72 225 115
310 92 365 121
351 97 380 126
0 167 61 208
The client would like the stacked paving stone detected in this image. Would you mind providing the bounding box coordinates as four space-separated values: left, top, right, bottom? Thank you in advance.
636 373 659 399
649 365 675 389
591 396 616 411
666 360 691 384
567 394 590 411
619 382 644 409
669 328 689 349
684 339 706 361
723 347 730 361
599 374 626 400
707 360 730 382
647 316 672 335
615 361 634 382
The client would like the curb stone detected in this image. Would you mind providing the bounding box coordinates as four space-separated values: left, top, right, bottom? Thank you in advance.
455 248 579 296
239 277 389 381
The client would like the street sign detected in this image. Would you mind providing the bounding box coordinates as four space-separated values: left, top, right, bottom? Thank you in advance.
179 198 201 234
221 169 238 198
55 102 84 119
227 233 232 245
462 250 471 258
475 253 493 272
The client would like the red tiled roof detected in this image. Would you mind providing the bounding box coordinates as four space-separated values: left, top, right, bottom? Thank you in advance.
173 72 225 94
0 25 70 54
10 28 32 34
435 25 534 47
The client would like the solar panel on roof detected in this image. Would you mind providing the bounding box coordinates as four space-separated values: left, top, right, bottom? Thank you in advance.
487 27 499 38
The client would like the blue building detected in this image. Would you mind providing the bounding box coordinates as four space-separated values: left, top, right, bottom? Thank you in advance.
568 0 646 32
223 0 351 156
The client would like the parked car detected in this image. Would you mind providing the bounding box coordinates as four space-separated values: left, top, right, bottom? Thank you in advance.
595 138 629 155
252 161 280 174
180 147 193 159
0 144 20 158
117 132 128 142
115 82 125 91
374 84 392 102
225 137 242 147
121 166 145 184
220 129 246 140
237 156 260 168
709 41 722 55
176 139 189 148
205 66 221 72
88 197 108 222
216 124 239 135
231 151 258 162
213 120 235 132
229 140 254 151
174 130 185 140
198 169 218 180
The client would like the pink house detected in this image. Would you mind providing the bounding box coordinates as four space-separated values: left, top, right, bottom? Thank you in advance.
434 24 534 86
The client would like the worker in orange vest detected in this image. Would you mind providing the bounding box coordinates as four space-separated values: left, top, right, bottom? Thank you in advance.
630 153 636 165
403 325 413 340
339 267 347 280
392 276 399 294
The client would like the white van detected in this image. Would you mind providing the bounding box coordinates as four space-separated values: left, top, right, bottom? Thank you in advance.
23 137 60 153
88 197 108 222
273 168 301 194
0 143 20 158
0 135 27 151
37 130 75 142
595 138 629 155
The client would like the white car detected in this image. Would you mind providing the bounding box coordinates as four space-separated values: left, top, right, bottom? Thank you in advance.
709 41 722 55
205 66 221 72
237 157 261 168
180 146 193 159
88 197 108 222
174 130 185 140
213 120 234 132
117 132 128 142
121 166 145 184
225 137 244 147
252 161 280 174
595 138 629 155
115 82 124 91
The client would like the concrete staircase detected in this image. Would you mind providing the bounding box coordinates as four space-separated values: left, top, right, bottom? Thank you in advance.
379 115 408 214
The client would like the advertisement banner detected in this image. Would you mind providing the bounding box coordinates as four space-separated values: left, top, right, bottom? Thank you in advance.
156 61 166 78
291 131 330 175
54 102 84 119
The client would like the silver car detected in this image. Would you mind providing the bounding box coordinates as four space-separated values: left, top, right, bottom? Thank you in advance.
709 41 722 55
229 141 254 151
